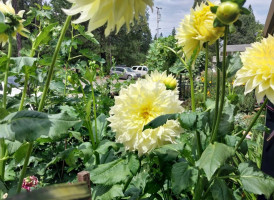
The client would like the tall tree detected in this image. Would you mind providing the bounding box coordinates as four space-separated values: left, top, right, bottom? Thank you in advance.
227 5 264 45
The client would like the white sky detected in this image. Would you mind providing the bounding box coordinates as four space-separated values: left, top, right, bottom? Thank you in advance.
148 0 272 37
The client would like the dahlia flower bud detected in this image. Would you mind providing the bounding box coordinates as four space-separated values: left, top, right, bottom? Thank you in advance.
163 76 177 90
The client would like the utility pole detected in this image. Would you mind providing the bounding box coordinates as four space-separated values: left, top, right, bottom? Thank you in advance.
156 7 162 39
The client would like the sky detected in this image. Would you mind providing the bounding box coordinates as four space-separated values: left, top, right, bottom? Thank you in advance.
148 0 272 37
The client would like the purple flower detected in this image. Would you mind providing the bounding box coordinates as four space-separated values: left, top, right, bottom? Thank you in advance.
22 176 39 192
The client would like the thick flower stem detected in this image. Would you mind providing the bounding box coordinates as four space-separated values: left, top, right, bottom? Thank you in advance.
189 67 196 112
212 40 221 131
235 98 268 151
18 49 36 111
90 81 98 146
203 42 209 102
16 142 33 194
2 36 13 109
18 73 29 111
38 16 72 111
196 131 202 158
211 26 229 143
0 139 7 181
0 36 12 182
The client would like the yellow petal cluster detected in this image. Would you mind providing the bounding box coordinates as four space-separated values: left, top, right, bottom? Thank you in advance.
108 75 184 155
63 0 153 36
0 0 28 45
176 1 224 58
234 35 274 104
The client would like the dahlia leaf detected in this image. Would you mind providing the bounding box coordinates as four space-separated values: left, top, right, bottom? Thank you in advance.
92 184 124 200
210 178 234 200
240 7 251 15
14 142 30 164
226 52 242 78
196 142 235 180
171 162 199 194
210 6 218 14
143 113 177 131
90 157 133 185
32 22 58 50
0 111 81 142
11 57 37 74
239 162 274 199
178 112 197 130
213 18 225 27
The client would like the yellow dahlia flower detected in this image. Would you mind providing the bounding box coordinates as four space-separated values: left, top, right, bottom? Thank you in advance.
234 35 274 104
63 0 153 36
108 78 184 155
145 71 178 91
176 1 224 58
0 0 28 45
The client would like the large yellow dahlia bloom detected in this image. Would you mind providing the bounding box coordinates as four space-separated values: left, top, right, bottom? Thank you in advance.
234 35 274 104
108 77 184 155
63 0 153 36
176 1 224 58
0 0 28 45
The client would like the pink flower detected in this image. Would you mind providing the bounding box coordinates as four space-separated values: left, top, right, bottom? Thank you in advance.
22 176 39 192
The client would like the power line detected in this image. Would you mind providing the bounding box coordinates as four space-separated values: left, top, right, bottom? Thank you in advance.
156 7 162 39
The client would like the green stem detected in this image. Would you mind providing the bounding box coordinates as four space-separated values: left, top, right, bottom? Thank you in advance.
16 142 33 194
189 66 196 112
0 36 12 182
0 139 7 181
235 98 268 151
91 81 98 146
18 74 29 111
2 36 13 109
211 26 229 143
38 16 72 112
196 131 202 158
203 42 209 102
212 40 221 131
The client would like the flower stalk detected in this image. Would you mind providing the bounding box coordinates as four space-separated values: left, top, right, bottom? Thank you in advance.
16 142 33 194
189 66 196 112
16 15 72 194
211 25 229 143
0 35 12 182
18 73 29 111
203 42 209 103
38 16 72 111
212 40 221 131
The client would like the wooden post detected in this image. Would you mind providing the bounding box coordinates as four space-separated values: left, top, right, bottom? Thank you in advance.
78 171 91 200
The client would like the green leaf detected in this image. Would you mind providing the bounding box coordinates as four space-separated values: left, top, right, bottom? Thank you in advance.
218 102 236 137
14 143 30 164
93 113 108 138
0 23 8 34
90 157 133 185
0 108 9 120
0 11 5 23
211 178 234 200
46 148 78 168
240 7 251 15
178 112 197 130
32 23 58 50
213 18 225 27
96 140 118 155
93 184 124 200
171 162 199 194
0 111 81 142
210 6 218 14
143 114 177 131
78 142 93 162
226 52 243 78
11 57 37 74
6 140 22 154
239 162 274 199
196 142 235 180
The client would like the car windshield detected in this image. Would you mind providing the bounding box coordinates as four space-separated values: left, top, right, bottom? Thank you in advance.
125 67 134 72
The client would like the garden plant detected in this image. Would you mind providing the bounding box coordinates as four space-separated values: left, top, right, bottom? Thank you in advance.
0 0 274 199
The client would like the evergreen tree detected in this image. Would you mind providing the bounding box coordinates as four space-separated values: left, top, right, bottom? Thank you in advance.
227 5 264 45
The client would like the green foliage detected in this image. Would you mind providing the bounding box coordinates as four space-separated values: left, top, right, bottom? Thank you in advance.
146 36 179 72
0 111 80 142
